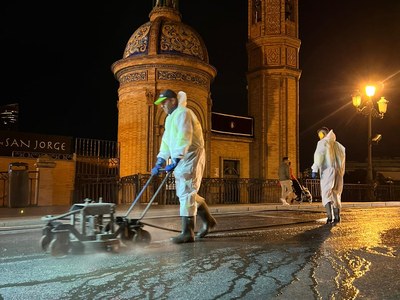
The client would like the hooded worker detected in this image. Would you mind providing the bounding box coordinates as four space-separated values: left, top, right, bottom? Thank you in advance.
311 127 346 223
151 89 217 243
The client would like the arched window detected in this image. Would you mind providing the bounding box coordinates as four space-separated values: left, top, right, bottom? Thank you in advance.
285 0 294 21
253 0 262 24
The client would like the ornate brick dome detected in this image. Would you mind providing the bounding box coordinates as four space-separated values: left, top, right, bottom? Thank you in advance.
123 6 209 63
112 3 216 178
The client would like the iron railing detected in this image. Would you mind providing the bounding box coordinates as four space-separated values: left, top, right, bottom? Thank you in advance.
74 138 119 159
120 174 178 205
74 175 119 204
304 179 400 202
1 172 399 207
73 138 120 203
120 175 282 205
120 176 400 205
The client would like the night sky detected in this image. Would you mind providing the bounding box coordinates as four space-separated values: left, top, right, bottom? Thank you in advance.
1 1 400 171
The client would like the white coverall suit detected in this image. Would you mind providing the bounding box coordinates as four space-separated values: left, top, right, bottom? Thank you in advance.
311 130 346 208
156 91 205 217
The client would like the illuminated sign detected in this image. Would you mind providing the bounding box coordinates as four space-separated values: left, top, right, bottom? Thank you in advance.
0 131 73 156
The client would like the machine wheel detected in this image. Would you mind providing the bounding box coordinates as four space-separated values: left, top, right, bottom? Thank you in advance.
133 229 151 244
49 234 70 257
39 235 51 251
119 224 136 241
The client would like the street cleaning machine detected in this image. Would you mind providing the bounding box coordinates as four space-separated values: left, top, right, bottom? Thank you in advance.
40 172 171 257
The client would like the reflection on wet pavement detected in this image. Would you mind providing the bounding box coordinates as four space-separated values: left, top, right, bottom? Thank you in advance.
0 208 399 299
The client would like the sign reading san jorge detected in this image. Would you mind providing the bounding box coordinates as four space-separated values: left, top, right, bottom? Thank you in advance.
0 131 73 156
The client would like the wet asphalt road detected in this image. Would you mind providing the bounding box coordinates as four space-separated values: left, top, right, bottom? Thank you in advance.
1 207 400 299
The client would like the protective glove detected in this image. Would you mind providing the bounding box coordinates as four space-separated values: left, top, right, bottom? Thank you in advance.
165 158 181 172
151 157 166 175
311 172 318 179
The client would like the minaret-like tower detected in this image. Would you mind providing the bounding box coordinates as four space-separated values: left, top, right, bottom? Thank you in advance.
247 0 301 179
112 1 216 178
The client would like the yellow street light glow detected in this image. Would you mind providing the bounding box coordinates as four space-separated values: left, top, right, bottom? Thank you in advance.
352 94 362 108
377 97 389 114
365 85 376 97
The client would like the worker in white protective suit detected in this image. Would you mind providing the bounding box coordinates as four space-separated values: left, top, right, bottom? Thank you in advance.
311 127 346 224
151 89 217 244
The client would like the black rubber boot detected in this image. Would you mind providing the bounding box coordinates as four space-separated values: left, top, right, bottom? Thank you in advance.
171 217 195 244
333 208 341 223
325 202 333 224
196 198 217 238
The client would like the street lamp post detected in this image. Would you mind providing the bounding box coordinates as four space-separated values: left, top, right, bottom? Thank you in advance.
352 85 388 201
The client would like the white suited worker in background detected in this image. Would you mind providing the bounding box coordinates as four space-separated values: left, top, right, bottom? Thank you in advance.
151 89 217 243
311 127 346 224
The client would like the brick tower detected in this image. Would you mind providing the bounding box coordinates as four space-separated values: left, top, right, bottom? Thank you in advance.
247 0 301 179
112 2 216 177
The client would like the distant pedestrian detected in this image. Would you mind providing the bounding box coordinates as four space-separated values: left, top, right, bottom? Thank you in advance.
311 127 346 223
278 157 292 205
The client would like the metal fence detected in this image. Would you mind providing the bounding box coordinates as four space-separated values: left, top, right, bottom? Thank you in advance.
120 174 177 205
120 175 282 205
119 175 400 205
2 172 399 207
200 178 282 205
304 179 400 202
74 175 119 204
73 138 120 203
